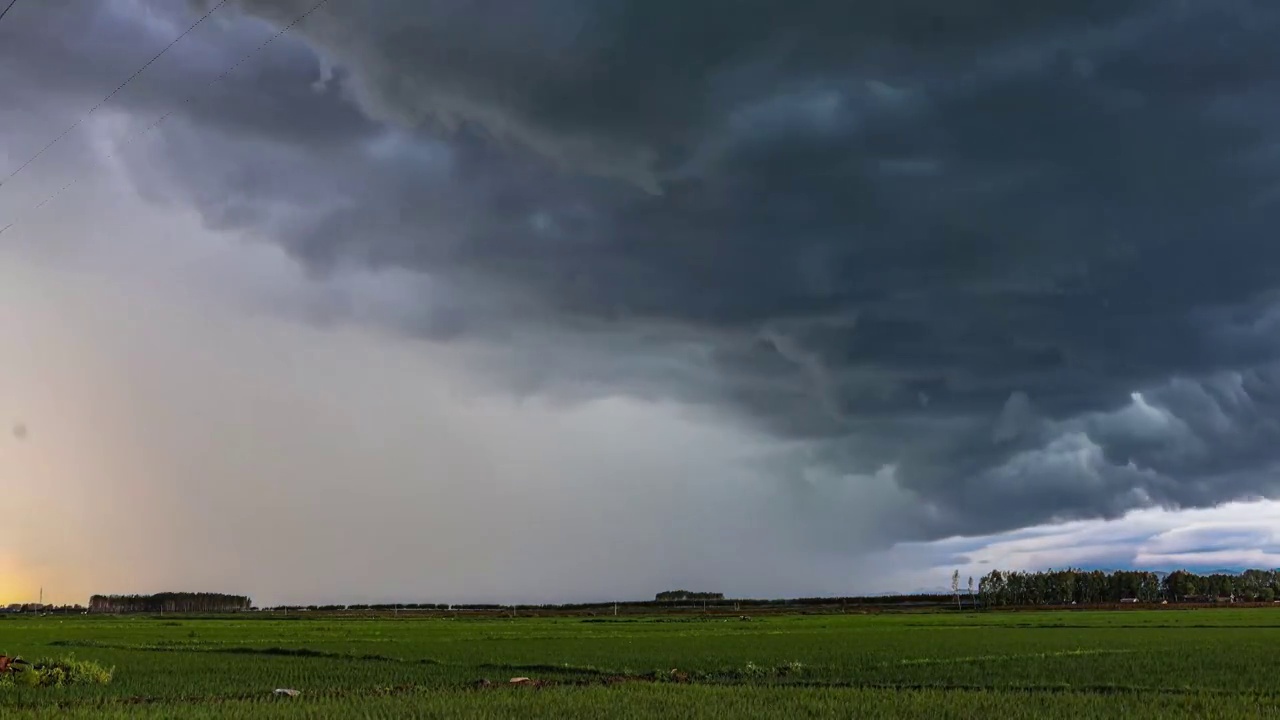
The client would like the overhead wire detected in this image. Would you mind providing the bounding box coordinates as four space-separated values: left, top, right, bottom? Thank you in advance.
0 0 333 238
0 0 20 24
0 0 231 191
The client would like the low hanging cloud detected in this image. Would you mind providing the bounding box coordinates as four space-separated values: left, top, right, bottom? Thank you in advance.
5 0 1280 573
890 500 1280 593
0 252 908 604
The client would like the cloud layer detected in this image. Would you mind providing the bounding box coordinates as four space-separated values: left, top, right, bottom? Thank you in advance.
894 499 1280 593
4 0 1280 602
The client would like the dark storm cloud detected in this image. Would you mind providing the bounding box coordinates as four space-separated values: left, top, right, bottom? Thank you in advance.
15 0 1280 543
0 0 374 167
210 0 1159 190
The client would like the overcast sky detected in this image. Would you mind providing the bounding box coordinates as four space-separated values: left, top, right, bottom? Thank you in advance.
2 0 1279 606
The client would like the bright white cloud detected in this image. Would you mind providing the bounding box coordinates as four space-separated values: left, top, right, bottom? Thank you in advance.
883 499 1280 592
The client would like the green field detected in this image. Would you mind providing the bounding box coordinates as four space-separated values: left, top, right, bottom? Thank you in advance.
3 609 1280 717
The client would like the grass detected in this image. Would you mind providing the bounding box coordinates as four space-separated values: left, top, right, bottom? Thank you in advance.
2 608 1279 717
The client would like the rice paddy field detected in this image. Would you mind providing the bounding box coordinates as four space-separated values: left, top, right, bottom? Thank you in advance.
3 608 1280 718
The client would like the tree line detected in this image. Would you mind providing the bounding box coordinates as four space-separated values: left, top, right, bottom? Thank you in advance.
654 590 725 601
262 594 958 613
977 568 1280 606
89 593 252 613
0 604 85 614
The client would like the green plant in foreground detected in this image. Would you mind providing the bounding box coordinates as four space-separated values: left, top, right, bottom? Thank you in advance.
0 656 114 689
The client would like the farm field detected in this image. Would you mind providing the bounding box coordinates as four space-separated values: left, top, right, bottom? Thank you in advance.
3 609 1280 718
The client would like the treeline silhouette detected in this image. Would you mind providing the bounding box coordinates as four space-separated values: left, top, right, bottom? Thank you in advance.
655 590 724 601
0 604 85 614
260 594 956 613
86 572 1279 616
89 593 251 613
978 568 1280 606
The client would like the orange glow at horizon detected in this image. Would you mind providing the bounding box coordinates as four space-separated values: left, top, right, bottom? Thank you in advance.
0 560 35 605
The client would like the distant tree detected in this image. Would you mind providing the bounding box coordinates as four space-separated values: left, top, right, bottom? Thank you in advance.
951 570 961 610
655 590 724 602
89 593 250 614
1162 570 1198 602
978 569 1005 607
973 567 1280 608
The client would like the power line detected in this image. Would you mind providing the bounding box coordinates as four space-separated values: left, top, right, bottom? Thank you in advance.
0 0 19 24
0 0 231 191
0 0 332 239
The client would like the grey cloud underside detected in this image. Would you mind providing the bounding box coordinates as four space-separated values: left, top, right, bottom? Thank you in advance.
0 0 374 160
15 0 1280 542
